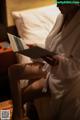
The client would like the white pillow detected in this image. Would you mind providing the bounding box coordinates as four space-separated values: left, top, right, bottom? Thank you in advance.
12 4 60 48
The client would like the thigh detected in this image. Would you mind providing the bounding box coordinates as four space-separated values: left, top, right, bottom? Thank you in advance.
8 62 46 80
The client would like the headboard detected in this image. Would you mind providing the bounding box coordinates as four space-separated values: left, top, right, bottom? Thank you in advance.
0 0 56 40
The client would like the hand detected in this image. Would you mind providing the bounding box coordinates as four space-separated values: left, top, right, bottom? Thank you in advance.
53 54 68 61
42 54 67 66
42 55 58 66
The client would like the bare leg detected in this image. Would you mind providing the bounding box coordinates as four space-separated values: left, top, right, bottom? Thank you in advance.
8 65 25 120
8 63 47 120
9 62 46 80
22 77 49 104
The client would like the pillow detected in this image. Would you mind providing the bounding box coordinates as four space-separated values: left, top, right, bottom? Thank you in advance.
12 4 60 48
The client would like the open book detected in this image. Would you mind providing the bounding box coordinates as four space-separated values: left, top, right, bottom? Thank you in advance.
8 33 56 59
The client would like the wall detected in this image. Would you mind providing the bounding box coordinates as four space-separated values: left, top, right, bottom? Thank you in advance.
6 0 56 26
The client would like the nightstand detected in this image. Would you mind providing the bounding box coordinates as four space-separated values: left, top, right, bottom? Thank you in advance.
0 47 16 74
0 42 17 101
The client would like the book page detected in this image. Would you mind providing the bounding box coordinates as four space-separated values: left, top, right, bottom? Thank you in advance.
8 33 28 51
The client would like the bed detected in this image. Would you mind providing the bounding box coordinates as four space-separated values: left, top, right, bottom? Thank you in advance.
0 0 60 120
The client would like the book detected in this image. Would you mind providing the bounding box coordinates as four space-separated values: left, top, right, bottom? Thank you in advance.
8 33 28 52
8 33 56 59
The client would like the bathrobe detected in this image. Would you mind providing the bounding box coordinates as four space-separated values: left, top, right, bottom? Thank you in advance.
44 9 80 120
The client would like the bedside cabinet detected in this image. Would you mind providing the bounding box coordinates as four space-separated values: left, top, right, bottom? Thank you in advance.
0 42 17 101
0 47 16 74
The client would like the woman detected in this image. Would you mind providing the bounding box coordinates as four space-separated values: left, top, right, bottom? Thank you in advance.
8 0 80 120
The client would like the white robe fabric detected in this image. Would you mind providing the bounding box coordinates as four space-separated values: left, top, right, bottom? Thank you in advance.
44 9 80 120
